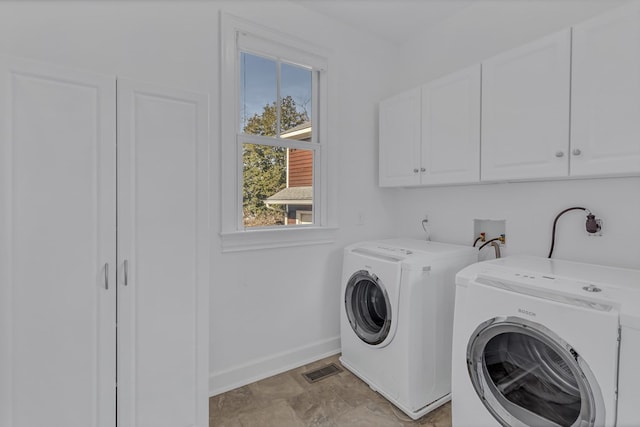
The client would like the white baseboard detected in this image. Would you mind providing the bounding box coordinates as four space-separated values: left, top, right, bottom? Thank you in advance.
209 336 341 396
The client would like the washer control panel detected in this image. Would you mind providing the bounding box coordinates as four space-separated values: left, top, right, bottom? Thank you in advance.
376 245 413 256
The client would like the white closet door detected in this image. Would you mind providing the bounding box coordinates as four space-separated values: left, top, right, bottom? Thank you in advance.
0 56 116 427
117 79 209 427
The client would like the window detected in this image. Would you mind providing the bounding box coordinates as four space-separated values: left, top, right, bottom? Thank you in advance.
240 52 315 228
220 13 333 251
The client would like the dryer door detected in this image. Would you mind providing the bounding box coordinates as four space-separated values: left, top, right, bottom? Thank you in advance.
467 316 601 427
344 270 392 346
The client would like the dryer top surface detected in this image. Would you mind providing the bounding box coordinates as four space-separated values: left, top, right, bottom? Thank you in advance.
457 255 640 326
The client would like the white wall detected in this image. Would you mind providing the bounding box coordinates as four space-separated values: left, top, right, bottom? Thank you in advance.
391 0 628 95
208 2 402 394
4 0 639 402
394 178 640 268
386 0 640 270
0 0 401 396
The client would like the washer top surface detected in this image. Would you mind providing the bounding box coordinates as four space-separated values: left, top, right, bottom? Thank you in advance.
457 255 640 327
347 238 476 264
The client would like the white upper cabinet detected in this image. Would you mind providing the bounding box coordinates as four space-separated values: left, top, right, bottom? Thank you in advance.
379 87 421 187
481 30 571 181
379 65 481 188
421 64 480 185
378 5 640 188
571 3 640 177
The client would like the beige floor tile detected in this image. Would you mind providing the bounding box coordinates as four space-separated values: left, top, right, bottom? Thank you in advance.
209 385 266 422
248 371 307 401
210 354 452 427
334 401 406 427
287 385 353 424
236 399 305 427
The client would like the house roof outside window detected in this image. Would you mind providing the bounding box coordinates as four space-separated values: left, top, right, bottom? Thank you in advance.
264 186 313 206
281 122 311 141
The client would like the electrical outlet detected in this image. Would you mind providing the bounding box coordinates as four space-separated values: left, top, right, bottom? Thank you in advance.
588 219 603 236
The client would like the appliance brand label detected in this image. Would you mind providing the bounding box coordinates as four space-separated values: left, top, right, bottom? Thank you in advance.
518 308 536 317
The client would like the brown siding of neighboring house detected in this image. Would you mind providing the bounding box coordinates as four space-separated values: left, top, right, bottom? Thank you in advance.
288 149 313 187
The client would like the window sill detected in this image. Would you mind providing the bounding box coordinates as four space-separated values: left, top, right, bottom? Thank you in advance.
220 226 338 253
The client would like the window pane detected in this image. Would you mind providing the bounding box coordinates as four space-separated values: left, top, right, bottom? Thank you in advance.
281 63 312 139
242 143 313 228
240 52 277 135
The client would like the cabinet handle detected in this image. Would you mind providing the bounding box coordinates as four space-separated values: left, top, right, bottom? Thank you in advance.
123 260 129 286
420 167 426 172
572 149 582 156
555 151 564 158
413 168 419 173
104 262 109 290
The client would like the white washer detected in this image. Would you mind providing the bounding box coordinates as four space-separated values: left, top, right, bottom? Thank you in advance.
340 238 477 419
452 255 640 427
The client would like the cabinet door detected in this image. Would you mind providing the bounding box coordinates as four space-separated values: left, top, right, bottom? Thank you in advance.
571 3 640 177
0 56 116 427
481 30 571 181
379 87 421 187
117 79 209 427
421 64 480 185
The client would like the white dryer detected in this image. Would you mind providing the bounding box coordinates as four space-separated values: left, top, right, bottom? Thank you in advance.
452 256 640 427
340 239 477 419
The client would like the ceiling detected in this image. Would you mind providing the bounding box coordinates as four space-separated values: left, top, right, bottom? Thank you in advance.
294 0 474 45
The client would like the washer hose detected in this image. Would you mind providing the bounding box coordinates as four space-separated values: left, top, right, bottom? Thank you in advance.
478 237 502 251
547 206 592 259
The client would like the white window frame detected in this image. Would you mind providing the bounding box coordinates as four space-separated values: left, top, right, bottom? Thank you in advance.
219 13 335 252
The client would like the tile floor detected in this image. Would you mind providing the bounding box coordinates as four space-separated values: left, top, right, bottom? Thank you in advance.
209 353 452 427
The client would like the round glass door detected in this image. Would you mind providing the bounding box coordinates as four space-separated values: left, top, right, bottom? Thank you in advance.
344 270 392 345
467 317 602 427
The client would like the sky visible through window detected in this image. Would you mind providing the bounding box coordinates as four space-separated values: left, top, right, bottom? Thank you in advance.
240 52 312 133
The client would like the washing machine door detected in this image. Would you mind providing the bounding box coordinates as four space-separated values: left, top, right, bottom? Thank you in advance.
344 270 392 346
466 316 602 427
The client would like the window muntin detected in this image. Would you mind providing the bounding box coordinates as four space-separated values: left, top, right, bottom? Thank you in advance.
238 51 317 229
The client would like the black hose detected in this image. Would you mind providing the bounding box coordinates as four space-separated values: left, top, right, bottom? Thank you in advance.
478 237 502 251
547 207 586 259
473 236 483 247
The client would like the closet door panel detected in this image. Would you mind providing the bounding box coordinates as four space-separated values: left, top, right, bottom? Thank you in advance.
0 57 116 427
117 79 209 427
